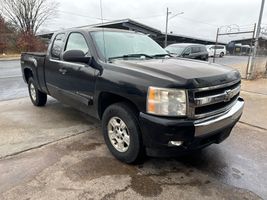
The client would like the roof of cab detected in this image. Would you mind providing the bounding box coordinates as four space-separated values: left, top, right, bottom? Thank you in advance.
54 27 143 35
167 43 206 47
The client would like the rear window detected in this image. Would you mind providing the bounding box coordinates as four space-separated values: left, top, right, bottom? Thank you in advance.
51 33 65 59
216 46 224 49
211 46 224 50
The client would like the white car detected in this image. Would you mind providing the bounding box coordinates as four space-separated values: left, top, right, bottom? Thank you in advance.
206 45 226 57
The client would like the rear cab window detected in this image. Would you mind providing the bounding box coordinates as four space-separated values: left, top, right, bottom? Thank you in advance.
51 33 65 59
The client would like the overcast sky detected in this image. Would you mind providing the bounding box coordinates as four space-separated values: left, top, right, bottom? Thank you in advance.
42 0 267 42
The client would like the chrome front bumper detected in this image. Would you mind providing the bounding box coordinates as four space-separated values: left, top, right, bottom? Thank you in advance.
194 97 244 137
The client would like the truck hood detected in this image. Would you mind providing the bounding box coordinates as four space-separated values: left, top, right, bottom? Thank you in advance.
112 58 240 88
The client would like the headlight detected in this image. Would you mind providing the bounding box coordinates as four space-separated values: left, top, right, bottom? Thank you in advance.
147 87 187 116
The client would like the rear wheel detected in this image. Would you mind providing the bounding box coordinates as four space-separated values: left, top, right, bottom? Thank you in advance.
28 77 47 106
102 102 144 164
219 52 224 57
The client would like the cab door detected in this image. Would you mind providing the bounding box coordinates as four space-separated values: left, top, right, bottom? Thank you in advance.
58 32 96 114
190 46 201 60
45 32 68 99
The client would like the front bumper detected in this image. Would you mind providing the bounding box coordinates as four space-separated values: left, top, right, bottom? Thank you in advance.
139 97 244 157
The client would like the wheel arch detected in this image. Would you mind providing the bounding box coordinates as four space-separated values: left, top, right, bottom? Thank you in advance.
97 92 140 120
23 68 33 83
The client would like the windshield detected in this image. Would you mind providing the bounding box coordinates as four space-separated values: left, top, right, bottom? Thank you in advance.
91 31 167 60
165 46 185 56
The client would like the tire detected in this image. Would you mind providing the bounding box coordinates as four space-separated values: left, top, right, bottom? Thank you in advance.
28 77 47 106
102 102 144 164
219 52 224 57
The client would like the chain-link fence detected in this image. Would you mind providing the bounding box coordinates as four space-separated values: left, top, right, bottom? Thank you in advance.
253 36 267 78
212 24 257 79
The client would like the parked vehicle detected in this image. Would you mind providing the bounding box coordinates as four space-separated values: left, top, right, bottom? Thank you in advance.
21 28 244 163
206 45 226 57
165 43 209 61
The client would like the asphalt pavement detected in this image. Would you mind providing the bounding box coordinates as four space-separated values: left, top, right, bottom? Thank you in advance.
209 55 249 66
0 60 28 101
0 57 266 199
209 55 250 78
0 98 265 200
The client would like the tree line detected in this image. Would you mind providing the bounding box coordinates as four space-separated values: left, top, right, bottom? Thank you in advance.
0 0 58 54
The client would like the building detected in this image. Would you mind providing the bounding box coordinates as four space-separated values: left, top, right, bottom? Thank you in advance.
227 35 267 55
37 18 225 47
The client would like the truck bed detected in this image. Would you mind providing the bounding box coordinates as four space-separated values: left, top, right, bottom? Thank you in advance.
21 52 48 94
21 52 46 57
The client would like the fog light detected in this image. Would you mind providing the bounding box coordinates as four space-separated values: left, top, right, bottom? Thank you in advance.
168 141 183 147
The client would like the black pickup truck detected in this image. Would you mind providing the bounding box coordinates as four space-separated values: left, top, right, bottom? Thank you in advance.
21 28 244 163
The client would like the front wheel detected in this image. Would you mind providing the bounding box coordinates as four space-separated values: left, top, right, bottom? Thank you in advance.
219 52 224 57
28 77 47 106
102 102 144 164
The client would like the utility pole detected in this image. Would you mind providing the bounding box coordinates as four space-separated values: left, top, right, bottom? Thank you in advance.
213 28 219 63
164 8 184 48
164 7 170 48
249 0 265 79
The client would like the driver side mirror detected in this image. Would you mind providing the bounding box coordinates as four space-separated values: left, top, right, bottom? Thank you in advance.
63 50 91 64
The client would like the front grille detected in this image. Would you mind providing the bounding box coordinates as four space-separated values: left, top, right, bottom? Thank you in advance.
194 81 240 98
195 93 239 115
188 80 241 119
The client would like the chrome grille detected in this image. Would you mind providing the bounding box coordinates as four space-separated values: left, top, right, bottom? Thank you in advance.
188 80 241 119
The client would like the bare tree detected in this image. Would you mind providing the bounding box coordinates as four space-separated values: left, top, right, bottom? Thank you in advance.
0 0 58 34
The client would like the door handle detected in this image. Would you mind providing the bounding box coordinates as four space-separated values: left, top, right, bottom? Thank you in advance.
59 68 67 75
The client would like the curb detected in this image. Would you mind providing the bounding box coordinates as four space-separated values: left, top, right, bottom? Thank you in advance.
0 57 20 61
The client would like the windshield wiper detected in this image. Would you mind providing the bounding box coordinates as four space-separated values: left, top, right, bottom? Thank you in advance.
151 54 171 58
108 53 153 61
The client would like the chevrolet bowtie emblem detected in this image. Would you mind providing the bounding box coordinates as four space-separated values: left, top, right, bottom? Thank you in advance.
224 89 233 102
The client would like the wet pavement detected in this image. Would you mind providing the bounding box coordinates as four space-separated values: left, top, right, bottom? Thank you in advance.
0 60 28 101
0 59 267 199
0 97 266 199
0 124 265 200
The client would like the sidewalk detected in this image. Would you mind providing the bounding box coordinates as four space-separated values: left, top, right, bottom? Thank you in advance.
0 55 20 61
240 79 267 130
242 79 267 95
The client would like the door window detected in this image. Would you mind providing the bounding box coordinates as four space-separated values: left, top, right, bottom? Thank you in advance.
200 46 207 52
51 33 65 59
183 47 191 55
65 33 89 55
214 46 224 49
191 46 201 53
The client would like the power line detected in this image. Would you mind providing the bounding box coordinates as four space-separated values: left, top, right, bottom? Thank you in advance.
58 10 112 21
58 9 222 28
176 16 218 27
59 10 166 22
132 14 165 20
